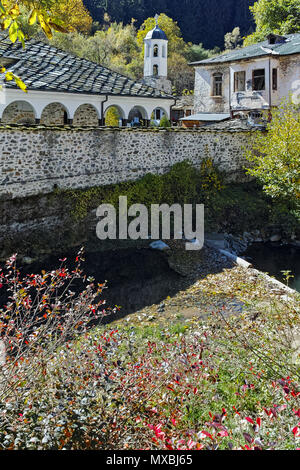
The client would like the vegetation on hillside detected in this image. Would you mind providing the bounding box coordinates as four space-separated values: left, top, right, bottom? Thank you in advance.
82 0 255 49
49 13 215 94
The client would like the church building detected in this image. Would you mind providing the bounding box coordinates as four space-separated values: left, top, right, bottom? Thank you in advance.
0 23 175 128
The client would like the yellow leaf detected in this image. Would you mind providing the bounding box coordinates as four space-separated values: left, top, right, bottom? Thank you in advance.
48 21 68 33
28 9 37 26
38 14 52 39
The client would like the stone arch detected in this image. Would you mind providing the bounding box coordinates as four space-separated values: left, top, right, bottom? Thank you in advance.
40 103 69 126
1 100 36 125
153 64 159 76
151 106 168 122
153 44 159 57
73 104 99 127
128 106 148 126
104 105 125 126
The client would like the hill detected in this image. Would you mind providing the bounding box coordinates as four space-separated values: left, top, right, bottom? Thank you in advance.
83 0 255 49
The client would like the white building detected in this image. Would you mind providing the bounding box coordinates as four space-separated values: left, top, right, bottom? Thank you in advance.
0 32 174 127
190 33 300 118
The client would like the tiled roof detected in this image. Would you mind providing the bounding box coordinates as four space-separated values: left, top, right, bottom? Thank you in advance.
0 34 173 99
190 33 300 66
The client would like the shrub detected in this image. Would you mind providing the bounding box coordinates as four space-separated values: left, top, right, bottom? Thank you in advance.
159 115 171 128
0 249 108 404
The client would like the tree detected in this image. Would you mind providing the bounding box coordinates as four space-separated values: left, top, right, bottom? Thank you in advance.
83 0 256 50
159 115 171 128
47 0 92 33
246 98 300 206
137 13 195 94
136 13 187 56
105 106 121 126
244 0 300 46
224 27 242 50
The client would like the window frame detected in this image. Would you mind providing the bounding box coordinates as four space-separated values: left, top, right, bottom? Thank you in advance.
272 68 278 91
252 68 266 91
212 73 223 97
234 70 246 92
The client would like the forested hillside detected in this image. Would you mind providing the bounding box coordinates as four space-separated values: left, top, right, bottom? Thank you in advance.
83 0 255 49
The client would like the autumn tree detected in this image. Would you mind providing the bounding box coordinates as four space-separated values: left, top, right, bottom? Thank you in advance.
244 0 300 46
49 0 92 34
136 13 187 56
246 98 300 206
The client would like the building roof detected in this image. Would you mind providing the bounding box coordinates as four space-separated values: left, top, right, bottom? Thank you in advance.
180 113 230 122
190 33 300 66
0 34 173 99
145 25 168 41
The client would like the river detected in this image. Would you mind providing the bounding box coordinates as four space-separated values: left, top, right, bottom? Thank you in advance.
244 243 300 292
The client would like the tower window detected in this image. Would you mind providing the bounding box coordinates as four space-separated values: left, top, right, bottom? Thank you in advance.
153 64 159 76
153 45 159 57
146 44 150 57
162 45 166 58
212 73 223 97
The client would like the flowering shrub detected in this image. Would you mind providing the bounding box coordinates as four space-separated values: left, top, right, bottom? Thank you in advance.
0 254 299 450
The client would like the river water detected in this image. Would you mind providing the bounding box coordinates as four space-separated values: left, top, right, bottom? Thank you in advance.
244 243 300 292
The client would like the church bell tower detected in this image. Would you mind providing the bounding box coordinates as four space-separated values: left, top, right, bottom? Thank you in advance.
143 15 172 94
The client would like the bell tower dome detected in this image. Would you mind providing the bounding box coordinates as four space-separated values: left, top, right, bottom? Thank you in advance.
143 15 172 94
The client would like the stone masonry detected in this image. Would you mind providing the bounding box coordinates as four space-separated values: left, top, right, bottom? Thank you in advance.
0 125 254 201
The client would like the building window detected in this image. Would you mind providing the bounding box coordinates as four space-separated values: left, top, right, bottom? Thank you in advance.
146 44 150 57
153 64 159 76
185 109 192 117
234 71 246 92
212 73 223 97
272 68 278 90
253 69 265 91
153 45 159 57
162 45 166 58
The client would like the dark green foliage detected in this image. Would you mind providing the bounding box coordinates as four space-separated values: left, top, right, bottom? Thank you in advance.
63 160 298 237
83 0 255 49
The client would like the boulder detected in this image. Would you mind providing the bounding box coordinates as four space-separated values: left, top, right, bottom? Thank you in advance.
149 241 170 251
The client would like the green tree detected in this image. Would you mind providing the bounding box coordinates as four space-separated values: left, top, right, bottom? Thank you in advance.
159 115 171 128
245 98 300 206
244 0 300 46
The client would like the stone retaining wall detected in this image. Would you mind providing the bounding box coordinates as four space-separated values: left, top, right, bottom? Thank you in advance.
0 125 255 201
